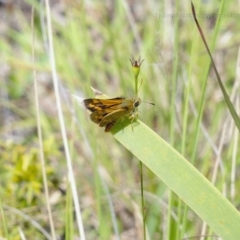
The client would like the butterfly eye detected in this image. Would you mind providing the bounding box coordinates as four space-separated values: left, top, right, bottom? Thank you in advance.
134 101 140 107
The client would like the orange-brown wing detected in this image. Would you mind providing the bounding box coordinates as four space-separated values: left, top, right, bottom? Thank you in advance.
99 108 127 127
83 98 124 113
89 111 106 124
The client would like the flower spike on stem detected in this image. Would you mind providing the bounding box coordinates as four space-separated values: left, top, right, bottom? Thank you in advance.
129 56 145 95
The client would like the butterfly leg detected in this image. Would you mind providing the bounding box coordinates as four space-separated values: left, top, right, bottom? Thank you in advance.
129 110 140 131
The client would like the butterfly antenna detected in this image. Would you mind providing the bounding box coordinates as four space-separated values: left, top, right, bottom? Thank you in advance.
142 100 155 106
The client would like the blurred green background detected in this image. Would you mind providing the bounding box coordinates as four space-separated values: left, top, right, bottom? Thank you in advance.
0 0 240 239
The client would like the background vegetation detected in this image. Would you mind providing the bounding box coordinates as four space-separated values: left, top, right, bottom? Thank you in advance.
0 0 240 239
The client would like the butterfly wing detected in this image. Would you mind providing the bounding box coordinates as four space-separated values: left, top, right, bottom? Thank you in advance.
84 98 131 132
89 111 105 124
83 98 124 113
99 108 127 127
84 98 126 125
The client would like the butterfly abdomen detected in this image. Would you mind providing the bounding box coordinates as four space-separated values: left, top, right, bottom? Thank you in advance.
105 122 116 132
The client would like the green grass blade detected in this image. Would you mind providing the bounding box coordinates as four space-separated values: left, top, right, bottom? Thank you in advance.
111 121 240 240
0 198 9 239
65 184 74 240
191 1 240 132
